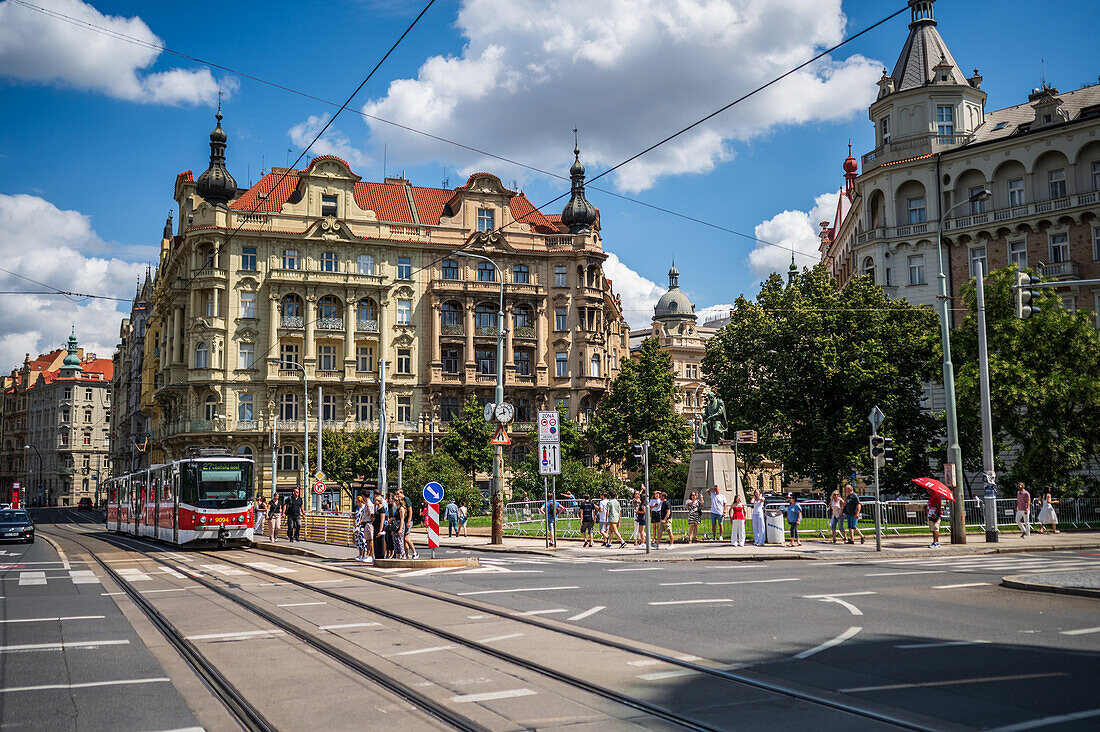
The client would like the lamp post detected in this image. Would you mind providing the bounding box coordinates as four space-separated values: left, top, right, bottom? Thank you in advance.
936 187 992 544
452 250 506 544
24 443 42 507
275 359 309 499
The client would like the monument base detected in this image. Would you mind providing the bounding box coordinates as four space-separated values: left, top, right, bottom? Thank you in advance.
686 447 743 505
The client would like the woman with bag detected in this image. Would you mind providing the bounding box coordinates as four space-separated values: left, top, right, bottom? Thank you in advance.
353 494 371 562
728 494 747 547
254 496 267 538
828 490 844 543
267 493 282 543
371 494 386 559
685 491 702 543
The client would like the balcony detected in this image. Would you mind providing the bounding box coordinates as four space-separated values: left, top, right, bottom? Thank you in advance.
1038 260 1081 280
356 319 379 333
233 420 258 431
474 373 496 383
862 133 974 172
268 268 383 287
945 191 1100 232
317 318 344 331
276 419 304 432
58 466 75 475
281 315 304 329
440 324 464 337
513 325 535 339
475 325 500 337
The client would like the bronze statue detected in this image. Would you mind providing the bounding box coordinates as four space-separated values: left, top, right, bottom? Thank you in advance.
699 392 727 446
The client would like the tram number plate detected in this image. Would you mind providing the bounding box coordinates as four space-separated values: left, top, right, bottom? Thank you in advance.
211 516 232 524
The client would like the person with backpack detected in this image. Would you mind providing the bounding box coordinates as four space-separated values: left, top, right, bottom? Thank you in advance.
578 495 597 547
540 495 561 547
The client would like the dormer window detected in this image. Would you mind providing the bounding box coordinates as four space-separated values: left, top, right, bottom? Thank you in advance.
477 208 494 232
880 116 891 144
321 194 338 217
936 106 954 136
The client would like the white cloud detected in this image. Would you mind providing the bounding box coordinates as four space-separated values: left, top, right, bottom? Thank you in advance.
603 252 666 329
288 114 372 169
358 0 881 192
0 194 146 369
748 190 848 278
0 0 229 105
697 303 735 324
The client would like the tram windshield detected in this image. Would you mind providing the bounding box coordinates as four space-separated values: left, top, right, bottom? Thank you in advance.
182 461 253 508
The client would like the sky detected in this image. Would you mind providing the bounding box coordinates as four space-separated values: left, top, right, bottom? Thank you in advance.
1 0 1098 368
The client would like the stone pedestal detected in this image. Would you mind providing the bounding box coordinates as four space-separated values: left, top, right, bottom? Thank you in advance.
686 447 743 504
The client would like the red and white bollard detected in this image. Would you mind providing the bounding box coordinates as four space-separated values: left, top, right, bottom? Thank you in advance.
427 503 440 558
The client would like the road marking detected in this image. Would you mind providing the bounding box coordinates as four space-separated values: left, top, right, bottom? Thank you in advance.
318 622 381 631
1060 626 1100 636
451 688 536 703
186 630 284 641
516 608 568 616
568 606 605 621
159 566 187 579
649 598 732 606
453 568 543 575
803 591 876 599
69 570 100 584
795 626 862 659
139 586 201 594
660 581 703 586
0 615 104 624
814 597 863 616
934 582 992 589
115 568 152 582
0 677 170 693
458 586 579 596
387 645 455 656
895 640 991 649
18 571 46 586
200 564 250 576
637 669 701 680
865 571 938 577
477 633 524 643
399 567 460 578
466 615 489 620
608 567 662 572
627 659 662 667
242 562 296 574
840 671 1066 693
278 601 327 608
990 707 1100 731
705 578 801 586
0 640 130 653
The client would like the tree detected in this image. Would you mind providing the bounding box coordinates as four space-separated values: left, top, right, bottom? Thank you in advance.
509 406 596 500
949 266 1100 496
440 395 493 482
702 265 940 492
587 338 693 471
401 452 485 515
308 429 377 500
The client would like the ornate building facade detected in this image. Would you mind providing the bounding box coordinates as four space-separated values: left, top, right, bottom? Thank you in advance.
110 271 153 477
138 115 625 504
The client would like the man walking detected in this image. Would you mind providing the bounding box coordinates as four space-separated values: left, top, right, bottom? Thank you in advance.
579 494 597 547
598 493 610 545
606 492 625 548
444 498 459 537
1015 482 1032 538
397 488 419 559
708 485 727 541
540 495 561 547
282 487 304 542
842 484 864 545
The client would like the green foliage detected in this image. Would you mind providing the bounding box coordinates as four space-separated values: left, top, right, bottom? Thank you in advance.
401 452 484 514
440 395 493 480
587 337 694 471
509 457 629 502
703 265 939 492
308 429 378 497
949 266 1100 496
629 462 690 501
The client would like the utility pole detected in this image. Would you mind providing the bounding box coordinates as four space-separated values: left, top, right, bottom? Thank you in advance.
976 262 999 542
635 440 651 554
377 358 387 496
868 406 885 552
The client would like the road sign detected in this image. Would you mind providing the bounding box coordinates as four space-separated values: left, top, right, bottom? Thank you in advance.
735 430 757 444
422 481 445 504
426 503 440 549
537 411 560 442
490 424 511 446
312 480 326 495
869 406 885 432
539 442 561 475
314 471 326 482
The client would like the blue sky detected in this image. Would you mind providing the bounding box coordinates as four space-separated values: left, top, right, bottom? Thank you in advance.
1 0 1097 364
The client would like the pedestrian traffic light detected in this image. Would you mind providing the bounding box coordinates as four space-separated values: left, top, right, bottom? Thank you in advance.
1014 271 1042 320
882 437 894 464
633 442 648 466
389 435 412 460
869 435 885 467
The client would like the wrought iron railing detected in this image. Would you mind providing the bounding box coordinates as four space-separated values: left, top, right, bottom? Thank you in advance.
280 316 304 329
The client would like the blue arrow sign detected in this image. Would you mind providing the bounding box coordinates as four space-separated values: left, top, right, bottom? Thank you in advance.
422 481 444 504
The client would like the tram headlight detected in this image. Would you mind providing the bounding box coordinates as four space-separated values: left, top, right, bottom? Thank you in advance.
199 516 206 524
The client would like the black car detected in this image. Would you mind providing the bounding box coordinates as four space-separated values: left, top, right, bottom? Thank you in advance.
0 509 34 543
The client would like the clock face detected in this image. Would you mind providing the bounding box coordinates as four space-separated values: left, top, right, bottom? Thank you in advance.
483 403 496 422
496 402 514 424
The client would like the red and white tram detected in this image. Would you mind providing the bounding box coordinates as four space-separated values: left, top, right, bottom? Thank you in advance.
106 450 255 546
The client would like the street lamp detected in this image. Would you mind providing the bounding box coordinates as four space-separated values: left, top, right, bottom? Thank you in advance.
275 359 309 500
451 249 506 544
24 443 42 507
936 187 991 544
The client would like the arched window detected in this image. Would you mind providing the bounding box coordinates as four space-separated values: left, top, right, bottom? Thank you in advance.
320 251 338 272
862 256 876 282
477 262 496 282
279 393 299 421
203 395 217 421
513 305 532 329
475 303 497 330
194 342 209 369
356 298 377 322
441 259 459 279
357 254 375 275
441 301 462 327
282 249 300 270
236 445 254 460
280 294 303 318
277 445 299 471
317 295 341 320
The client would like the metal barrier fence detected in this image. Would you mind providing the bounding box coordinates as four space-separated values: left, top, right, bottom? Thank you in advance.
255 512 356 547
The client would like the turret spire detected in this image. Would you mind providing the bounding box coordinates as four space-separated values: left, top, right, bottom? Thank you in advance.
560 131 598 234
196 108 237 207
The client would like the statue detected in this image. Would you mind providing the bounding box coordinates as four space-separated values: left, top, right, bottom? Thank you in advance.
698 392 728 446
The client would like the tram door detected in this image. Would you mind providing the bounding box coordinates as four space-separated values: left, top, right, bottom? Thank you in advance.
172 469 180 544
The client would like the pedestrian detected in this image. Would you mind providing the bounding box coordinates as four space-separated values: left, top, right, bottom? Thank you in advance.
843 484 864 545
598 493 610 545
254 496 267 537
579 494 597 547
659 491 676 546
1037 489 1059 534
353 494 371 562
606 492 625 548
828 489 843 543
633 490 647 547
397 488 418 559
785 494 802 547
372 494 386 558
458 502 468 536
751 489 766 546
708 485 727 541
728 494 746 547
649 490 664 548
1015 482 1032 538
539 495 560 547
282 488 303 542
926 493 943 548
392 491 408 558
267 492 282 542
685 491 702 543
444 498 459 537
360 492 375 563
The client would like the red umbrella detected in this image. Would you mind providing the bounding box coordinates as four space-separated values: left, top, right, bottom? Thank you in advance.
912 477 955 501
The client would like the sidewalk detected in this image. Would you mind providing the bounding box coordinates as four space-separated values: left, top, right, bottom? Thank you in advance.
1002 570 1100 599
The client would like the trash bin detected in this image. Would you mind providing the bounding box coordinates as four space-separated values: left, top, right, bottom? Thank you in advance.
765 511 785 545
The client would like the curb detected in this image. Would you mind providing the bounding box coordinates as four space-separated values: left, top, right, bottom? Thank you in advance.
1000 574 1100 599
373 557 480 569
248 541 327 559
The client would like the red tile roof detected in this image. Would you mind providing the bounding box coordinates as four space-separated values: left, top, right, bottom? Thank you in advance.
230 171 301 213
303 155 354 173
177 170 193 183
353 181 413 223
410 186 453 224
509 195 559 234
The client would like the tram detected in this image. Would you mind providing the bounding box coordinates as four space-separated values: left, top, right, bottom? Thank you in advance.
106 448 255 547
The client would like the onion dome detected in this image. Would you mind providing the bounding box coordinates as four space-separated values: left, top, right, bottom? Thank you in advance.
654 263 696 322
196 110 237 207
788 254 799 283
560 136 598 234
843 144 859 174
62 326 82 371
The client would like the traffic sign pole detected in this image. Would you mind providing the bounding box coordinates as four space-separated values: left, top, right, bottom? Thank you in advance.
427 503 439 558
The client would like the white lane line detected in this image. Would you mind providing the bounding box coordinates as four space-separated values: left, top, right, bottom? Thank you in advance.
450 688 536 703
318 623 382 631
990 707 1100 731
705 578 801 586
458 586 579 596
386 645 455 657
477 633 524 643
840 671 1066 693
18 572 46 586
803 591 876 599
101 592 124 596
466 615 489 620
310 579 346 584
278 601 327 608
568 606 606 621
795 626 862 659
139 586 201 594
1060 626 1100 636
186 630 284 641
816 597 863 617
68 570 100 584
0 677 170 693
0 640 130 653
934 582 992 589
398 567 459 578
0 615 104 624
637 669 700 681
242 562 296 574
896 640 990 649
159 566 187 579
865 571 938 577
627 659 662 667
115 568 152 582
660 581 703 586
454 568 544 575
649 598 732 606
608 567 662 572
516 609 568 616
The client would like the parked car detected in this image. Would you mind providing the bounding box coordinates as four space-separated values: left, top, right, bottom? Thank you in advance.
0 509 34 543
78 497 93 511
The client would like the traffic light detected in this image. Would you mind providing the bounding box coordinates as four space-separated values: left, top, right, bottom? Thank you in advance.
1014 271 1042 320
388 435 413 460
869 435 885 468
633 442 648 466
882 437 894 465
